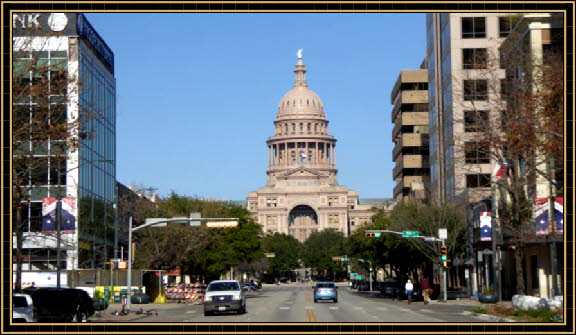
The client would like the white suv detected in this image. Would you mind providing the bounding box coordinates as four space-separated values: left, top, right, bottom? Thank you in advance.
203 280 247 316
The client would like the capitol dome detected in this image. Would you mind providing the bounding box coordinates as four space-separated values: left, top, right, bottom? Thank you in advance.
276 57 325 119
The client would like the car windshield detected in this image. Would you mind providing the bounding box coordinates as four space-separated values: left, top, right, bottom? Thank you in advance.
208 282 240 292
317 283 334 288
13 296 29 308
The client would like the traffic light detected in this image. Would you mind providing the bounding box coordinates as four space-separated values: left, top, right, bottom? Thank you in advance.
332 256 341 262
441 245 447 262
365 232 375 238
323 269 328 275
369 263 373 272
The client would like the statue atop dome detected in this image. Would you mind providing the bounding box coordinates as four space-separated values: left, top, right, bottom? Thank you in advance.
297 48 303 59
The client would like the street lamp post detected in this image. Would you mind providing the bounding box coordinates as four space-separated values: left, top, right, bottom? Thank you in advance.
125 216 238 310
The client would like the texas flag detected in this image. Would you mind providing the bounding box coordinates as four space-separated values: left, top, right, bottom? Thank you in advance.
491 161 510 182
42 197 76 233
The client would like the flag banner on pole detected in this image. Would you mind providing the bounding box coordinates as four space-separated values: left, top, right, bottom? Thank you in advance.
42 197 76 233
491 161 509 182
534 197 563 236
479 211 492 241
42 197 57 232
61 197 76 232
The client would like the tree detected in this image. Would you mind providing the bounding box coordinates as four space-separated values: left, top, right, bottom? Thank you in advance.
301 229 346 279
388 202 466 265
346 209 427 282
12 27 83 292
261 233 301 277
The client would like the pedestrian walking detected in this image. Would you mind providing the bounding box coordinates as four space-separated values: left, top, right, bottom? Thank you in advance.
405 280 414 304
421 278 430 304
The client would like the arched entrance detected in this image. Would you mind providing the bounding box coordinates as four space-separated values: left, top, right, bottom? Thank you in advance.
288 205 318 242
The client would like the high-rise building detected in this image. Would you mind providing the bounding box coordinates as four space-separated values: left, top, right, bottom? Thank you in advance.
390 64 430 202
246 53 392 242
426 13 510 203
13 13 116 272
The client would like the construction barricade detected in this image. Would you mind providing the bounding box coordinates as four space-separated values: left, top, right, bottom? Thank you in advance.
164 282 206 304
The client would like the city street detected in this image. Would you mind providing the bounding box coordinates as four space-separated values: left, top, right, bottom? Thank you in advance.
92 285 482 323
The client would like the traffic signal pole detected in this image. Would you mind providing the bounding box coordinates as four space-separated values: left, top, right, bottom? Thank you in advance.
442 240 447 302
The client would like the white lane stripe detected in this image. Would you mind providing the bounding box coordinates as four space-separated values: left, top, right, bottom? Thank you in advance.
376 306 388 311
279 307 291 310
354 307 364 309
420 309 433 313
186 311 196 313
329 307 339 310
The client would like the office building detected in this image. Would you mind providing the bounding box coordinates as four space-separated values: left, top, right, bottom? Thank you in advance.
391 63 430 202
13 13 116 272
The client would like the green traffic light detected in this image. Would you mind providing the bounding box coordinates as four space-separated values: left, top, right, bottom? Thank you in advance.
375 232 381 238
441 256 447 261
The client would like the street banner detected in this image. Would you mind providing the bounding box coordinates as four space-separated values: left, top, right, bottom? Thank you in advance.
42 197 76 233
534 197 563 236
479 211 491 241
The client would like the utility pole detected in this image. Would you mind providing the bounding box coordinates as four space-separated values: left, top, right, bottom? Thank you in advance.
548 158 560 297
56 158 62 288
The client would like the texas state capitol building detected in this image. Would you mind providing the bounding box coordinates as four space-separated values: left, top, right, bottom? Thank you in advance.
247 52 389 242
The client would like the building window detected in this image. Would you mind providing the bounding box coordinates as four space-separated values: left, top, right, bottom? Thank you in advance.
348 202 355 210
292 123 296 132
266 198 277 208
328 196 339 206
499 16 514 38
250 201 257 210
461 17 486 38
463 80 488 101
300 123 303 132
462 48 487 69
464 110 489 132
285 124 288 133
465 142 490 164
307 123 311 132
466 174 491 188
499 48 506 69
314 124 318 133
328 214 339 224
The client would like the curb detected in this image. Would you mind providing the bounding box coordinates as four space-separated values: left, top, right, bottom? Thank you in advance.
463 311 514 322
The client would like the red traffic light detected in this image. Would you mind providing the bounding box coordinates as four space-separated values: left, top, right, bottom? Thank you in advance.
365 232 375 238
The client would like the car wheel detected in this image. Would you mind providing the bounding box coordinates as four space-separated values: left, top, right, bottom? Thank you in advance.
314 299 317 303
334 299 338 303
240 304 247 314
204 310 212 316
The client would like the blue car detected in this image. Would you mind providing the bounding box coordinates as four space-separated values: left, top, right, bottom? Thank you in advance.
313 282 338 303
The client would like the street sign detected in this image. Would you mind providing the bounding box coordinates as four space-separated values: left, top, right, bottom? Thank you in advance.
402 231 420 238
206 220 239 228
189 212 201 226
439 228 448 240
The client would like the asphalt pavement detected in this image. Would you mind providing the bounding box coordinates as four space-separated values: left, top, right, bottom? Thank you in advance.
90 285 485 323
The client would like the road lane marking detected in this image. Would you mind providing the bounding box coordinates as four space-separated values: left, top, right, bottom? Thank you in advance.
308 309 318 322
376 306 388 311
279 307 291 310
329 306 339 310
185 311 196 313
354 306 364 309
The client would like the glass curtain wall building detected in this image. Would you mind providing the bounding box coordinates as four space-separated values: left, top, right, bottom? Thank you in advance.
12 13 116 272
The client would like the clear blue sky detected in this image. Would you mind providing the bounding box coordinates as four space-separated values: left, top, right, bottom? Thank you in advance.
85 13 426 200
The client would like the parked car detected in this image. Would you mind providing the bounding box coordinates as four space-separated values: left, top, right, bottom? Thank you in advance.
31 288 95 322
12 294 36 322
313 282 338 303
203 280 247 316
380 281 402 298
